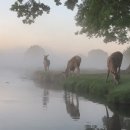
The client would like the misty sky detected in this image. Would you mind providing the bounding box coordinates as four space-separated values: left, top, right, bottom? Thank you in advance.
0 0 129 56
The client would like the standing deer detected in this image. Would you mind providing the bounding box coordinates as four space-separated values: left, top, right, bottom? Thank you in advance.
106 51 123 84
64 55 81 78
43 55 50 72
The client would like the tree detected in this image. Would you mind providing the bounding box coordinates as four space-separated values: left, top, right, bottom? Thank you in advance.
25 45 44 56
25 45 45 68
123 47 130 63
86 49 108 69
11 0 130 44
10 0 77 24
75 0 130 44
123 46 130 72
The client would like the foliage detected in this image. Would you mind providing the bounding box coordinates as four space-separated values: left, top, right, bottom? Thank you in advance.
11 0 130 44
10 0 50 24
10 0 77 24
75 0 130 44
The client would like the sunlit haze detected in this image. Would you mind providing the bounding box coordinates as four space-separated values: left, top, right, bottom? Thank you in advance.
0 1 129 70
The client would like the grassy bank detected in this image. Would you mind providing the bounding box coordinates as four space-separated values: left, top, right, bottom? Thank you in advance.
32 70 130 104
64 73 130 105
32 70 130 115
32 70 65 90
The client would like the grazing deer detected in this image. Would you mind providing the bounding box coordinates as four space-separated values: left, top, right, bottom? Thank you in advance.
43 55 50 72
106 51 123 84
64 55 81 78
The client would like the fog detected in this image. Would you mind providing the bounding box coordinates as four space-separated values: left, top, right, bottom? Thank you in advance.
0 48 25 69
0 46 129 73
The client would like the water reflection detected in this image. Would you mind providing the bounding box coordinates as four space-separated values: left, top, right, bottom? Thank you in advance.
103 106 121 130
42 87 49 109
36 82 130 130
64 91 80 120
104 106 130 130
84 105 130 130
1 70 130 130
85 124 103 130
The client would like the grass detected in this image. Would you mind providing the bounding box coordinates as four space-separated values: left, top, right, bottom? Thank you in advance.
32 70 130 116
64 73 130 105
108 79 130 104
32 70 65 90
32 70 130 105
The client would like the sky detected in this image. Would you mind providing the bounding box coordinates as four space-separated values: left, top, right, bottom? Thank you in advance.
0 0 129 56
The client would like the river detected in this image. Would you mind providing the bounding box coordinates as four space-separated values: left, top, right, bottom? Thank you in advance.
0 69 129 130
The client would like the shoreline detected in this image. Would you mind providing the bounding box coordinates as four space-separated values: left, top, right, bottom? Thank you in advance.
32 70 130 116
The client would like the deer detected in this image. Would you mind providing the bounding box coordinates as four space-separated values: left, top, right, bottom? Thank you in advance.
106 51 123 84
64 55 81 78
43 55 50 72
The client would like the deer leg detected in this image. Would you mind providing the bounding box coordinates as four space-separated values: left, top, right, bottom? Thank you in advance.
44 65 46 72
117 67 120 80
112 72 119 85
112 73 117 84
106 69 110 83
76 95 79 108
76 67 80 76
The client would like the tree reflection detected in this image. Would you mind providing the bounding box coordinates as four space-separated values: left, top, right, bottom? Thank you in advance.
64 91 80 120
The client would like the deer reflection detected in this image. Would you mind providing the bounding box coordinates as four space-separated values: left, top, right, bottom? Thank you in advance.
85 106 122 130
85 124 100 130
64 91 80 120
42 87 49 109
123 118 130 129
102 106 121 130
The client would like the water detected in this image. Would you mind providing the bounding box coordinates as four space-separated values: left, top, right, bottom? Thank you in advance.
0 69 130 130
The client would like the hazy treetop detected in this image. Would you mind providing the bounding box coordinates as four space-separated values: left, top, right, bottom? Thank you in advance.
123 46 130 59
25 45 45 57
88 49 108 57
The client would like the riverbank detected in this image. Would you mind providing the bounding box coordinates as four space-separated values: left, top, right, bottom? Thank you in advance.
32 70 65 90
32 70 130 104
64 73 130 105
